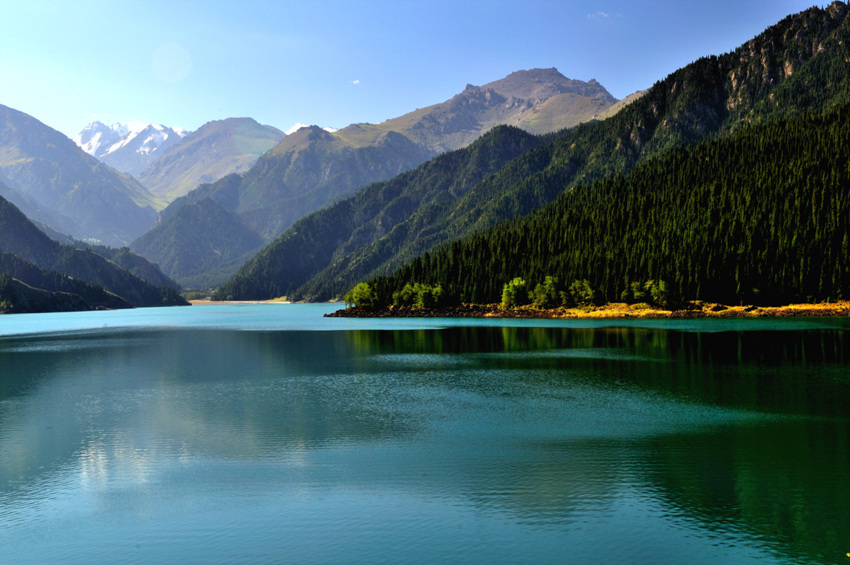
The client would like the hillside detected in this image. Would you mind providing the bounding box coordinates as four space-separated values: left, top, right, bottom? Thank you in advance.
0 254 131 312
130 197 265 288
214 2 850 301
329 68 616 153
0 193 186 307
0 104 163 245
367 102 850 307
136 118 285 200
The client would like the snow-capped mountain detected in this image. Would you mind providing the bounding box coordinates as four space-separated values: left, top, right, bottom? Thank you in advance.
73 121 188 176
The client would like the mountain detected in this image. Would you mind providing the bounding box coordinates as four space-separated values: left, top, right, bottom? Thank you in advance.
34 222 180 289
0 104 163 245
135 118 285 200
73 121 188 176
0 191 186 307
136 69 615 287
370 101 850 307
0 254 131 312
213 2 850 301
130 197 264 289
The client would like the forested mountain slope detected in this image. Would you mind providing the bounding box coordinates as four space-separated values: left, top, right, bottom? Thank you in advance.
216 2 850 301
369 102 850 307
130 197 264 288
214 126 545 299
0 194 186 307
0 254 131 312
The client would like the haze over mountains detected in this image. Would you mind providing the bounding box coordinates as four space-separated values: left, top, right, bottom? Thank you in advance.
0 104 162 246
130 68 615 288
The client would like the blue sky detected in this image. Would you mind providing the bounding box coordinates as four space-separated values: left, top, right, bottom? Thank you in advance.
0 0 822 138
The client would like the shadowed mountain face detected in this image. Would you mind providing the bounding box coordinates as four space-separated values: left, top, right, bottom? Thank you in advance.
0 105 161 246
134 69 613 288
0 192 186 308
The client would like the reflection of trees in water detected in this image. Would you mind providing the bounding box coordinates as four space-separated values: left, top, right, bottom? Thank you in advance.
2 324 848 565
646 420 850 564
348 325 850 417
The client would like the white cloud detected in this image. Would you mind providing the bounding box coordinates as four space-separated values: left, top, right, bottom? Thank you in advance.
351 79 360 85
284 123 339 135
587 11 609 19
285 123 310 135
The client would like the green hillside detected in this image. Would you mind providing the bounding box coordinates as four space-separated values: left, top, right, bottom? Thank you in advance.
0 252 131 311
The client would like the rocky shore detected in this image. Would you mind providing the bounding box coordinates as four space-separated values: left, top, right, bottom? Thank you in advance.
325 301 850 319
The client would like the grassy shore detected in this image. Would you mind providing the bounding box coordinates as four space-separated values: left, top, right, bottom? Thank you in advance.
326 301 850 319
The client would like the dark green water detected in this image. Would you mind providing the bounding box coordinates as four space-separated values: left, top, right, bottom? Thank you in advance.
0 306 848 564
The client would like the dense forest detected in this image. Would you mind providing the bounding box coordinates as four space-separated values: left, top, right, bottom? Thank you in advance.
363 103 850 307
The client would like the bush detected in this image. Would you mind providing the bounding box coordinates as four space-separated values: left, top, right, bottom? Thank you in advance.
567 279 597 307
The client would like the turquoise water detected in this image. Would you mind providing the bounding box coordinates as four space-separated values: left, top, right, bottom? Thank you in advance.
0 305 848 564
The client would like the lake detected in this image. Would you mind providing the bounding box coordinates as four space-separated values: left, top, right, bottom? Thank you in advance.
0 304 848 564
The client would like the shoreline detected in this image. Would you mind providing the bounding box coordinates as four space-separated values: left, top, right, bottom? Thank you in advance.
325 301 850 319
189 299 291 305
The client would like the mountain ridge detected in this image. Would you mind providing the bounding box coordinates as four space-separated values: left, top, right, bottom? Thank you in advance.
135 117 285 201
135 69 614 287
0 191 186 307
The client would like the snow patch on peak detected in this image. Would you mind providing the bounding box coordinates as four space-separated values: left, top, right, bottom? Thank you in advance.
73 120 191 175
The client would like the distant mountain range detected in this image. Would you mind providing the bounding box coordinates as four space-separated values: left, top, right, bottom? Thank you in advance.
131 68 615 288
73 118 285 202
0 104 163 246
74 121 188 176
135 118 285 200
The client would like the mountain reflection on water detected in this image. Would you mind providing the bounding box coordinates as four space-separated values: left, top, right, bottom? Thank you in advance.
0 317 848 564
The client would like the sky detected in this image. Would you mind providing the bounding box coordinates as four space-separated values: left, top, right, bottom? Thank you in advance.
0 0 825 138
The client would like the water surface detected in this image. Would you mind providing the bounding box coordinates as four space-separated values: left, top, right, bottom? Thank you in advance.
1 305 848 564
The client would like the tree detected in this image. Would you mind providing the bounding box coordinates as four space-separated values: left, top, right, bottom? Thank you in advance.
531 276 561 309
501 277 529 309
568 279 597 307
344 282 379 309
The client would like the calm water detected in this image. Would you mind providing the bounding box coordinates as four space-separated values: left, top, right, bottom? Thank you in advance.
0 304 848 564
